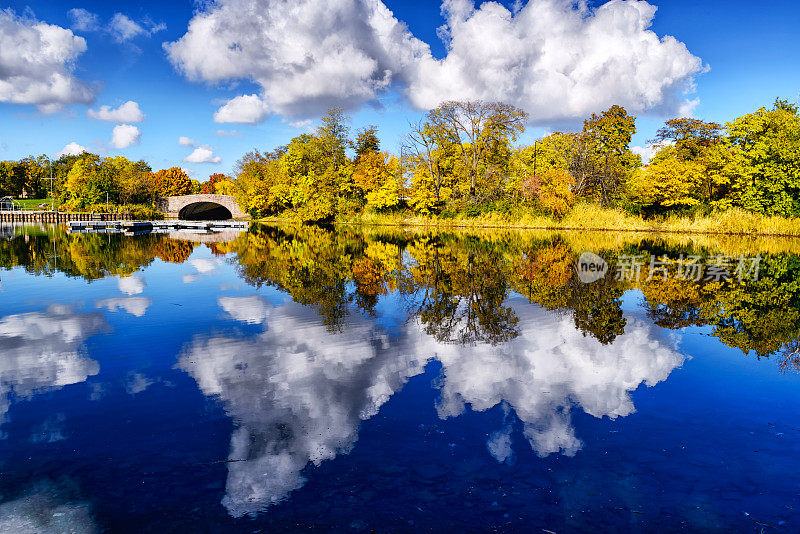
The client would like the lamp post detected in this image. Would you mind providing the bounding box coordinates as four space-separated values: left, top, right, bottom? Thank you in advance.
42 155 54 212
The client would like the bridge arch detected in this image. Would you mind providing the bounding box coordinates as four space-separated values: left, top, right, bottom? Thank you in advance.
155 194 248 220
179 202 233 221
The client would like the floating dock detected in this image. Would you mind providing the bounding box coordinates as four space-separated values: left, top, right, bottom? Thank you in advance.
68 220 248 234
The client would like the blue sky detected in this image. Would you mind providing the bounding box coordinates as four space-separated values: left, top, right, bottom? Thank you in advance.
0 0 798 180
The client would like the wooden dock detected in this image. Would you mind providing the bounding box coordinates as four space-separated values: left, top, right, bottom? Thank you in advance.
0 211 133 223
67 220 248 234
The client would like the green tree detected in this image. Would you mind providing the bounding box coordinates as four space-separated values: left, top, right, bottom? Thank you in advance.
718 99 800 216
105 156 153 205
353 126 381 162
652 117 722 161
582 105 641 203
65 154 117 208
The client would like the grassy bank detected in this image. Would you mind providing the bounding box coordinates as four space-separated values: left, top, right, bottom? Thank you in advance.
330 204 800 237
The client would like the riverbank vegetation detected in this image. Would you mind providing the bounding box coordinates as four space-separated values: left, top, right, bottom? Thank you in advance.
230 98 800 231
2 97 798 231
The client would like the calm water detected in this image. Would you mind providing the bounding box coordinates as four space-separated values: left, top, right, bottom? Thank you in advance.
2 223 800 532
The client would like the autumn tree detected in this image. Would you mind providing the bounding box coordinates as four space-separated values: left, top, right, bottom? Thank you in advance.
626 145 706 211
105 156 153 205
405 119 458 212
233 148 287 217
581 105 641 204
151 167 193 197
353 126 381 162
428 100 528 200
65 154 116 208
652 117 723 161
537 168 576 218
201 173 227 194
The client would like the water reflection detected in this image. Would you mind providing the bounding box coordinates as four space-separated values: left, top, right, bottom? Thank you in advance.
178 292 684 516
0 305 104 424
0 481 96 533
178 297 427 517
3 224 800 528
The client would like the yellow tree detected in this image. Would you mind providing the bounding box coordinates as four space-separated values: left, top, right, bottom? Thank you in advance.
626 147 705 210
537 168 576 218
428 100 528 200
151 167 192 197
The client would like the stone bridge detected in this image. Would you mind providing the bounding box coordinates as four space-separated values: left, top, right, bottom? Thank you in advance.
155 194 248 220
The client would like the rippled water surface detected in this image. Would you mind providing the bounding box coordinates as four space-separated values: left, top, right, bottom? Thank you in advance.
2 223 800 532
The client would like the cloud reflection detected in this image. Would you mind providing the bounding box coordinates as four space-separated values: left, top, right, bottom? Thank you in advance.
179 296 684 516
0 481 96 533
117 274 146 295
95 297 152 317
0 305 104 424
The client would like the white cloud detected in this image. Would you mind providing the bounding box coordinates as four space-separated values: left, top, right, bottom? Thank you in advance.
96 297 152 317
404 0 705 121
190 258 219 274
110 124 141 149
215 129 240 137
88 100 144 123
184 146 222 164
108 13 165 43
166 0 704 124
67 8 99 32
178 295 684 516
178 136 195 147
213 94 270 124
56 141 86 157
632 140 674 164
0 9 96 112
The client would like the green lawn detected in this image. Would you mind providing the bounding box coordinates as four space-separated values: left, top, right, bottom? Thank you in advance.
9 198 56 210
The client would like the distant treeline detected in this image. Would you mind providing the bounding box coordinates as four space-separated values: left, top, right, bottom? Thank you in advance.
0 153 233 213
2 98 799 221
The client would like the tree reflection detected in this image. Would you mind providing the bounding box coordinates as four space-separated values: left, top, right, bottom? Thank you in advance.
6 224 800 363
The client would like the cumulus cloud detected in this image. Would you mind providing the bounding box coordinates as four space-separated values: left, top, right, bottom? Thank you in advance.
56 141 86 157
0 9 96 112
178 136 195 147
0 305 104 424
165 0 704 124
178 298 426 517
67 8 99 32
404 0 705 120
178 295 684 517
110 124 141 149
87 100 144 123
108 13 165 43
183 146 222 164
213 94 270 124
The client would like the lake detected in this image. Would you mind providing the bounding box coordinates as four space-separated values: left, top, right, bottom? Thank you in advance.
2 223 800 532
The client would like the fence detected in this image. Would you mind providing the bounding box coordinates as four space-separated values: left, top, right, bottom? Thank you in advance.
0 211 134 223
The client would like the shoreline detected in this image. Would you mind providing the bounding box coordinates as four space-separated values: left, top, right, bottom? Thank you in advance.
254 206 800 238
